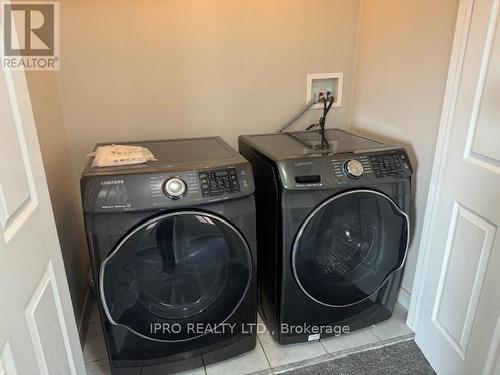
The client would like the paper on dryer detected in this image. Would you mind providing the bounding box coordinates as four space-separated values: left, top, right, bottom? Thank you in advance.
90 144 157 167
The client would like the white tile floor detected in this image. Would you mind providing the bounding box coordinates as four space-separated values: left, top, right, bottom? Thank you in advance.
84 302 413 375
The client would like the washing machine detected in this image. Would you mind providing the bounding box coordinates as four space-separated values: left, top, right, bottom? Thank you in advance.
81 137 257 374
239 129 412 345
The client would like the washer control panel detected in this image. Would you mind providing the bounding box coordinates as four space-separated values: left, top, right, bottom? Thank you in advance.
199 168 240 197
343 159 364 178
332 155 372 179
274 147 412 190
275 147 412 190
370 151 411 178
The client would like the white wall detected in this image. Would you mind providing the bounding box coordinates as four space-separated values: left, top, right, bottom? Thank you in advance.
350 0 459 299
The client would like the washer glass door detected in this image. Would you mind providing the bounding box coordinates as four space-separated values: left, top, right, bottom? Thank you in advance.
292 190 409 307
100 211 252 342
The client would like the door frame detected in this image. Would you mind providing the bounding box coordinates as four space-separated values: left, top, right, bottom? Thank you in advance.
0 21 86 375
407 0 476 330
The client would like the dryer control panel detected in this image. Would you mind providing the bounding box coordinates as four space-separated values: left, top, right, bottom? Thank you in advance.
199 168 240 197
81 163 254 213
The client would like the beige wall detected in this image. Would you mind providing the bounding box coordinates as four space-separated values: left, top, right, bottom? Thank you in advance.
26 71 89 331
26 0 459 319
31 0 360 324
351 0 459 298
20 0 359 334
57 0 361 184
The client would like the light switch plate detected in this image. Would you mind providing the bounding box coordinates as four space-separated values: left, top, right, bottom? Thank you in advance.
306 72 343 109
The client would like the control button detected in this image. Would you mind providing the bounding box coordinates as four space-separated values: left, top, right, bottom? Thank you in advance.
198 168 241 197
369 152 412 178
343 159 364 178
163 177 187 199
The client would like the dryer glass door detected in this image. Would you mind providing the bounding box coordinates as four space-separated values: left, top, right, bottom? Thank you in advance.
292 190 408 307
99 211 252 342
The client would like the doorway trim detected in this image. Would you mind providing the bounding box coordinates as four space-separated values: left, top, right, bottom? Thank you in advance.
407 0 475 330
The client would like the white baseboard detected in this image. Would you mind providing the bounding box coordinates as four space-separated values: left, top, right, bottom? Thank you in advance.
397 287 411 310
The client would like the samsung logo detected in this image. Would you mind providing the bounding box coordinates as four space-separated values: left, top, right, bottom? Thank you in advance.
101 179 124 186
294 161 314 167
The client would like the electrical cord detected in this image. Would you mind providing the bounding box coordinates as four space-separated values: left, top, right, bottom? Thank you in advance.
306 96 334 150
277 94 335 153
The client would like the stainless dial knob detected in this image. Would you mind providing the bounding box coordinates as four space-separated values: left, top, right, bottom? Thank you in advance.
343 159 364 178
163 177 186 199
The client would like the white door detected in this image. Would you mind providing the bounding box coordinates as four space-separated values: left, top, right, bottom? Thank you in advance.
410 0 500 373
0 53 86 375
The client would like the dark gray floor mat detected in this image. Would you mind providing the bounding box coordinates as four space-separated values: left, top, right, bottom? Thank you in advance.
282 340 435 375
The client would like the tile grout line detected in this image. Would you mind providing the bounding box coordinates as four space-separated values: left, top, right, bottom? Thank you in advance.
200 352 208 375
319 338 329 354
369 325 383 341
257 334 273 371
84 357 107 365
84 355 108 365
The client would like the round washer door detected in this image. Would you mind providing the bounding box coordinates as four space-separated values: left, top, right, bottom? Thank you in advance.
292 189 409 307
99 211 252 342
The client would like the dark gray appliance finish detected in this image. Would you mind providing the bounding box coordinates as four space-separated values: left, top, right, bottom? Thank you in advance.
81 137 257 375
82 136 250 176
239 129 412 345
